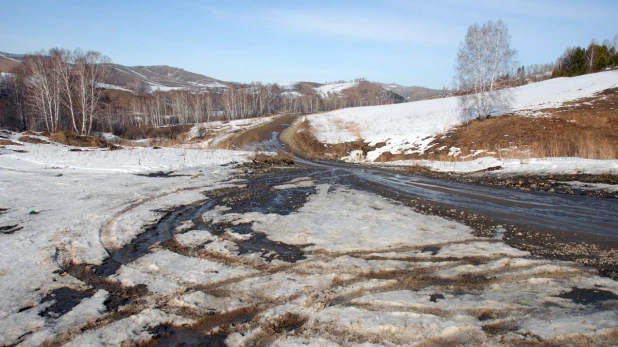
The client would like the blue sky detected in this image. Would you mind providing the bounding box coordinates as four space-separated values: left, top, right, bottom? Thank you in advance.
1 0 616 89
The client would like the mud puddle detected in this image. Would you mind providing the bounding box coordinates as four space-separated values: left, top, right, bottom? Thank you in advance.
0 224 22 234
136 171 191 178
39 287 95 318
147 324 228 347
557 287 618 305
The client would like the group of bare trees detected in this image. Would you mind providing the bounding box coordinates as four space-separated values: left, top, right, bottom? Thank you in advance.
0 48 407 135
0 48 111 134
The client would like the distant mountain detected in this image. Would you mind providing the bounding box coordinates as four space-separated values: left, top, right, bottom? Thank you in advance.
0 51 229 92
106 64 228 92
1 51 441 101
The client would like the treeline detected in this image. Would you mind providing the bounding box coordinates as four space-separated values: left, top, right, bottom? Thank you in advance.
0 48 403 136
552 35 618 77
1 48 111 135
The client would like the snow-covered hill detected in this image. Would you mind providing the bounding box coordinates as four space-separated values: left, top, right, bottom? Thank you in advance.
308 71 618 162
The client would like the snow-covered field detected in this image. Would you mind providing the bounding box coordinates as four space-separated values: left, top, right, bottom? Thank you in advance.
308 71 618 162
0 139 250 345
1 137 618 345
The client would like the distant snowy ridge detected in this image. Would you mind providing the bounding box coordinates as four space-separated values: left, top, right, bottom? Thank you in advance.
0 53 20 62
314 81 359 97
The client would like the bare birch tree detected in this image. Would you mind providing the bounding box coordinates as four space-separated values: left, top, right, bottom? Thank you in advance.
23 53 62 133
455 20 517 121
72 50 111 135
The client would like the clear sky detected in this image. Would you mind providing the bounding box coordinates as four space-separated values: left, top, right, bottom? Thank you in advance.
1 0 616 89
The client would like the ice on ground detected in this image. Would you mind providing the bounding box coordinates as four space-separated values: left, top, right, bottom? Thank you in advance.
308 70 618 162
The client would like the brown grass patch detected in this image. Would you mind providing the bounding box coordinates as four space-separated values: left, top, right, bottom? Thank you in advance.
17 136 49 144
418 88 618 161
0 138 21 146
50 132 108 147
281 118 365 160
252 152 295 166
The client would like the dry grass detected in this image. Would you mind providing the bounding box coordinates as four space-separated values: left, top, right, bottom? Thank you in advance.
414 87 618 161
50 132 108 147
252 152 295 166
17 136 49 144
49 132 122 150
0 138 21 146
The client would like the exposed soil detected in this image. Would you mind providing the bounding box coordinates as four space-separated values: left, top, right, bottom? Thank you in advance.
17 136 49 144
0 138 21 146
49 131 121 150
414 87 618 161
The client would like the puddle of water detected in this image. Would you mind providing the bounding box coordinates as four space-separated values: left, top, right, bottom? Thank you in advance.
136 171 190 178
421 246 441 256
39 287 94 318
148 324 228 347
557 287 618 305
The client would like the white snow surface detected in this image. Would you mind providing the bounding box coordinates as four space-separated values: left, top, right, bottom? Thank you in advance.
314 81 359 97
0 140 250 345
308 71 618 162
95 82 135 93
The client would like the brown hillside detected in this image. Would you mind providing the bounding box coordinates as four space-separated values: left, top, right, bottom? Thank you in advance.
0 59 19 73
341 81 384 100
412 88 618 161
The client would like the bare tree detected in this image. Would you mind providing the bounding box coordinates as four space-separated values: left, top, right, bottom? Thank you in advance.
51 48 79 132
455 20 517 121
23 53 63 133
72 50 111 135
3 71 29 130
586 40 598 73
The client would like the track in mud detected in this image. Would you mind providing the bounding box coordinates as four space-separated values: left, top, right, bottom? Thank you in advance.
37 115 618 346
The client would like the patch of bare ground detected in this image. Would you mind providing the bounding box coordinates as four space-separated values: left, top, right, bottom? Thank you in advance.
49 131 121 150
0 138 21 146
280 117 374 160
17 135 49 144
415 87 618 162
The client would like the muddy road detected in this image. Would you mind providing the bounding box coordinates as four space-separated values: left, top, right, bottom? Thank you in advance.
243 114 618 242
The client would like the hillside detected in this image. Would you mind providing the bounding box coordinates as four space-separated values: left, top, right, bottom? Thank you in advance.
106 64 228 92
304 70 618 162
378 83 443 101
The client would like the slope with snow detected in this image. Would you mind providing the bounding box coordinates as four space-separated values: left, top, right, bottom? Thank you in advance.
308 71 618 162
314 81 359 97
